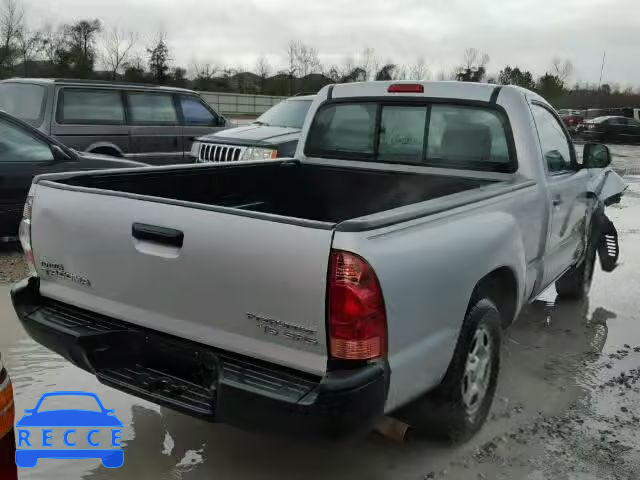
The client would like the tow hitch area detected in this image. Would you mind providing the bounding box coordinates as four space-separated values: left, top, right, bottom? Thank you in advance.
597 215 619 272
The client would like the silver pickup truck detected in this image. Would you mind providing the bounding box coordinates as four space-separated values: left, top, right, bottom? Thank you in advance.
12 81 625 441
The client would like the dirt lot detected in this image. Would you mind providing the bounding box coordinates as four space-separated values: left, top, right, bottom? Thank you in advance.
1 146 640 480
0 244 27 284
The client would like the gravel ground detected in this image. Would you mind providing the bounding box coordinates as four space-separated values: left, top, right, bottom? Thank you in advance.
0 244 26 284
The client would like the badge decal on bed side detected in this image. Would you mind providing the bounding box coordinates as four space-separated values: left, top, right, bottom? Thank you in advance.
40 259 92 287
246 313 319 346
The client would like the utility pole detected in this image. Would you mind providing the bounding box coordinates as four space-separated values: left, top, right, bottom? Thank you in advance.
597 51 606 89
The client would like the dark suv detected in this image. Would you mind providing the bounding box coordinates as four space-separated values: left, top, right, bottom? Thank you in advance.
190 95 313 162
0 78 228 165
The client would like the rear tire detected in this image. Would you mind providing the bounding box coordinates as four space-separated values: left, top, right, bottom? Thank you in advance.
555 243 596 300
396 297 501 442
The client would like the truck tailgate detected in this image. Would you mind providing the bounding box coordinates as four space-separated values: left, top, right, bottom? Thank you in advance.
30 184 333 375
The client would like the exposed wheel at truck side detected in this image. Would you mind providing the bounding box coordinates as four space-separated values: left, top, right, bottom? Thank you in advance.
396 297 501 442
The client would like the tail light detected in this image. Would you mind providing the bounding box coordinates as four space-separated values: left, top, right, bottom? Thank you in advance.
0 355 14 439
327 250 387 360
18 188 36 275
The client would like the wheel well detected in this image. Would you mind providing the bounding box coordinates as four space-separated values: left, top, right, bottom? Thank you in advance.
474 267 518 328
89 146 122 157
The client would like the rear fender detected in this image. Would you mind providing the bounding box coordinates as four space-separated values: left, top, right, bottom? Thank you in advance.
589 168 626 206
333 212 526 412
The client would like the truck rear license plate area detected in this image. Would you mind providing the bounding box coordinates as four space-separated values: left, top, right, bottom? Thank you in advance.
97 366 215 418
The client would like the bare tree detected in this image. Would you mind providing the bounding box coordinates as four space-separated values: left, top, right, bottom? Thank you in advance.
392 64 407 80
296 41 320 78
456 48 490 82
0 0 23 69
408 56 429 80
551 56 574 82
15 26 42 75
255 55 270 79
101 27 136 79
463 48 490 70
286 40 320 78
192 60 219 80
360 47 378 81
41 23 62 65
255 55 270 93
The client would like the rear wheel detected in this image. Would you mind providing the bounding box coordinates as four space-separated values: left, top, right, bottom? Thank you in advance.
396 297 501 442
555 243 596 300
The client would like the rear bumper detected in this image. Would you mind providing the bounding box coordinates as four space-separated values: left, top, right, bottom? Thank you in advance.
11 277 389 438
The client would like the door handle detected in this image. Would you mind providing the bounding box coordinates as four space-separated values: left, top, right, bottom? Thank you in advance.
552 196 563 207
132 223 184 248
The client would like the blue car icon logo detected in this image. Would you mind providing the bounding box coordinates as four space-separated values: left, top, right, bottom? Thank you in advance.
15 391 123 468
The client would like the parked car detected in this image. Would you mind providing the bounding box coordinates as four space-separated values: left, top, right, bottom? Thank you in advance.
0 350 16 478
0 78 228 165
11 81 625 442
190 95 313 162
0 111 145 237
559 112 584 134
581 116 640 143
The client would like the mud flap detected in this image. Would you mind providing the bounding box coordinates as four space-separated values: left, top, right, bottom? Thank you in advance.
597 215 619 272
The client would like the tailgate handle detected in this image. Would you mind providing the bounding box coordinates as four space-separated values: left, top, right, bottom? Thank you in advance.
132 223 184 248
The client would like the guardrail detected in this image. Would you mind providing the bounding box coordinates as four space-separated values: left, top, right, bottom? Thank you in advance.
199 91 287 117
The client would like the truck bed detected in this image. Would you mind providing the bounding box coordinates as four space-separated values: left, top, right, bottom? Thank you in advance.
57 162 496 224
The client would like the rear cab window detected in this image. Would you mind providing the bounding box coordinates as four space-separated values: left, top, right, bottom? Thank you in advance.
305 101 515 173
57 88 125 124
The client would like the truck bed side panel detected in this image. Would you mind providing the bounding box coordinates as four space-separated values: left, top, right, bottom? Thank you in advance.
333 183 545 412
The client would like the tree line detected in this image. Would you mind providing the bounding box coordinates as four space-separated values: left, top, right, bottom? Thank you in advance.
0 0 638 109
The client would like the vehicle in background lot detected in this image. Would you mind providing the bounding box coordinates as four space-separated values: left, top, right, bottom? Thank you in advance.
0 350 16 478
190 95 313 163
12 81 625 442
0 111 145 237
581 116 640 143
0 78 228 165
559 112 584 134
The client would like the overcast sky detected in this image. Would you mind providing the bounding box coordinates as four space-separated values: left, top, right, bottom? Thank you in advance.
21 0 640 87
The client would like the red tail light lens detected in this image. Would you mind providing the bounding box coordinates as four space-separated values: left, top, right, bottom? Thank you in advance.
328 250 387 360
19 192 36 275
388 84 424 93
0 366 14 439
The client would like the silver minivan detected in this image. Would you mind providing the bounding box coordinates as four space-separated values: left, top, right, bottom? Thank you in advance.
0 78 228 165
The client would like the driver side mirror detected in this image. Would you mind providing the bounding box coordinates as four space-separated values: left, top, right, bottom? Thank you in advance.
583 143 611 169
51 144 73 162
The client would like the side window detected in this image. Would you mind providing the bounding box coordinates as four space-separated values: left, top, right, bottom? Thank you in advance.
306 104 376 156
531 104 573 173
127 92 178 125
58 89 125 125
0 118 53 162
180 96 217 125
